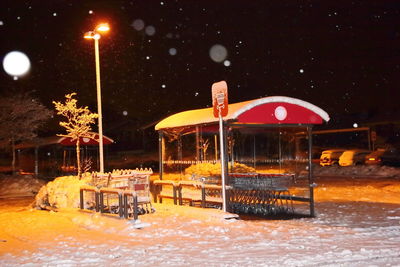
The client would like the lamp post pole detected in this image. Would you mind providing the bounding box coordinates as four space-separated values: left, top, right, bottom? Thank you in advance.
94 36 104 173
85 23 109 173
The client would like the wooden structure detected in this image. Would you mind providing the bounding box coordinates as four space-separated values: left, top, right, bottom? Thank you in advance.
154 96 329 217
80 168 153 220
15 133 113 176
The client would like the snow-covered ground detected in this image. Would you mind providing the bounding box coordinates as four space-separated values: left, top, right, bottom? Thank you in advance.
0 167 400 266
0 174 45 198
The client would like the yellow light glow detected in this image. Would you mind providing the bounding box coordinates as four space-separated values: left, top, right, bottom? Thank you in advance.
84 31 94 39
96 23 110 32
369 158 375 161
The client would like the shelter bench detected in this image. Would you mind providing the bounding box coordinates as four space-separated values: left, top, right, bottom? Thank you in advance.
152 180 179 204
152 180 224 208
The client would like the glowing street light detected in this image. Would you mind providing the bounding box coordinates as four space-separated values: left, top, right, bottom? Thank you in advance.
96 23 110 32
84 23 110 173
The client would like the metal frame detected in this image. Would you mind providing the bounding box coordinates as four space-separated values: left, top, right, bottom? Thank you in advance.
157 122 316 217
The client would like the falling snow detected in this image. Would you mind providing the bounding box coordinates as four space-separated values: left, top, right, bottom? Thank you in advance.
209 44 228 63
168 48 177 56
0 0 400 158
145 25 156 36
132 19 145 31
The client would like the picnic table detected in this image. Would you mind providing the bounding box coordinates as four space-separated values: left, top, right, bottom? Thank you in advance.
80 168 153 220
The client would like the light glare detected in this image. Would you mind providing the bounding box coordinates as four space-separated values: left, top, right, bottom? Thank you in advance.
96 23 110 32
2 51 31 77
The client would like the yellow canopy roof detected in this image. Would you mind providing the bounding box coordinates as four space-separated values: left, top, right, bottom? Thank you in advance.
155 96 330 131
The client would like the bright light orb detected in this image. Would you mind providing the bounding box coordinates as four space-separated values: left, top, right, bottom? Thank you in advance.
224 60 231 67
145 25 156 36
132 19 145 31
2 51 31 77
168 48 177 56
353 123 358 128
209 44 228 63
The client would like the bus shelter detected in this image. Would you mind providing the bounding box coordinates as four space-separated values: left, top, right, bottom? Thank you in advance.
155 96 329 217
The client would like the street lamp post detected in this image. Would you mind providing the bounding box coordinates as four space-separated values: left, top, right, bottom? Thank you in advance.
84 23 110 173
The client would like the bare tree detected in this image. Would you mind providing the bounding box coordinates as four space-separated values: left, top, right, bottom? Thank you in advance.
53 93 98 177
0 93 52 174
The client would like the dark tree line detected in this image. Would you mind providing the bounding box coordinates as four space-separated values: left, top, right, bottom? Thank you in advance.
0 93 52 174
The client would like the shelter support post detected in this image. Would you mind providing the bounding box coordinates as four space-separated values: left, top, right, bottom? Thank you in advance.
195 126 200 161
178 135 183 177
253 135 256 169
307 126 315 217
368 128 372 151
159 131 164 180
219 116 228 212
34 146 39 177
214 134 218 162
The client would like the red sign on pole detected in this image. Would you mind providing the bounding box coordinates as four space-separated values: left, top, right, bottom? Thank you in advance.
212 81 228 118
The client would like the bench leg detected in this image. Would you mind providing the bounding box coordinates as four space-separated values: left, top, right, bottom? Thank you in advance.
99 192 104 213
123 195 129 219
201 187 206 208
95 192 99 212
80 189 84 209
133 195 138 220
174 186 179 205
118 194 124 218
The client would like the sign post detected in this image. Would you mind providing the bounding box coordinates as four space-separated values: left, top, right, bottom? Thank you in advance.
371 130 377 151
212 81 228 212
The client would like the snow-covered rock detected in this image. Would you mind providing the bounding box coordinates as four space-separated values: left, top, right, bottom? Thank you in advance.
34 175 91 209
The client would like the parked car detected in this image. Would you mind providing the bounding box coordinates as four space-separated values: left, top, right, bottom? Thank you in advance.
365 148 400 166
319 149 345 166
339 149 370 166
378 148 400 167
365 149 386 165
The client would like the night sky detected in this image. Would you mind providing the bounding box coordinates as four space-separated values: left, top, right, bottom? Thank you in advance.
1 1 400 139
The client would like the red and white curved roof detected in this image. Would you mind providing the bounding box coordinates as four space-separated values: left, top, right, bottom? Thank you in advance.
155 96 329 131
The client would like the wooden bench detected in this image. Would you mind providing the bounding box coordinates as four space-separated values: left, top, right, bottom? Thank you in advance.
152 180 225 208
152 180 179 204
80 185 99 212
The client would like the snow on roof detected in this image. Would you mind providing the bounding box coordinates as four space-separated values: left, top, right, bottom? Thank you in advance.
155 96 330 131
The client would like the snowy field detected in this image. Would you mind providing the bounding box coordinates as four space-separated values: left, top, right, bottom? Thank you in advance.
0 168 400 266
